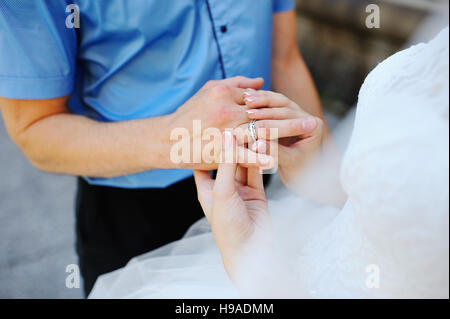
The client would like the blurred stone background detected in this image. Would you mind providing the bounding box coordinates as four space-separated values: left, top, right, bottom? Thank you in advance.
0 115 81 298
0 0 448 298
295 0 448 117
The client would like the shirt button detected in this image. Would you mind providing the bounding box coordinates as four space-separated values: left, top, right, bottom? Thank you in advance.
220 25 228 33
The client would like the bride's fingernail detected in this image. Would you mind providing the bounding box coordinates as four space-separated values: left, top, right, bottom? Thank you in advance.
244 89 258 103
244 96 256 103
246 109 258 115
302 118 317 131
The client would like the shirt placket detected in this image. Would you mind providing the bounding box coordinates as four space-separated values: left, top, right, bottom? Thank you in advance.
205 0 242 78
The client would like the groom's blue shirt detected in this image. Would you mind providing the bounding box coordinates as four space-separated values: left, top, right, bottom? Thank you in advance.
0 0 294 188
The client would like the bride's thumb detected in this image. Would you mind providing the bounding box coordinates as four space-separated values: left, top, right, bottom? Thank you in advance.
214 131 237 199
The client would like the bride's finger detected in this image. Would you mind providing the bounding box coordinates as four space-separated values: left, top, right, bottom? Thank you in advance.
247 167 264 191
253 139 299 172
246 107 297 120
235 145 275 170
252 139 286 160
244 90 291 109
236 141 255 185
193 170 214 217
214 131 238 199
235 166 248 185
194 170 214 193
235 118 319 143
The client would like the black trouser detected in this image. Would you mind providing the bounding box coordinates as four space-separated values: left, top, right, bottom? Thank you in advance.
75 177 204 296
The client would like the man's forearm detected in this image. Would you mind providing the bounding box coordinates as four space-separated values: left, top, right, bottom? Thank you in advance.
18 112 176 178
1 76 267 179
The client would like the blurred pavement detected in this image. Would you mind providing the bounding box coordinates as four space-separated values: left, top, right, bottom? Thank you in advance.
0 113 82 298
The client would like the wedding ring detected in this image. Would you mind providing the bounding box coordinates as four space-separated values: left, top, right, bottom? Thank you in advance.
248 120 257 143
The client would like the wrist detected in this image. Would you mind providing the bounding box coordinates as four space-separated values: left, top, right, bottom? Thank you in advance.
140 113 178 170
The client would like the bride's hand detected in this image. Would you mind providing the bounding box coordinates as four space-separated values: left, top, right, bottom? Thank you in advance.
194 131 274 282
236 90 325 188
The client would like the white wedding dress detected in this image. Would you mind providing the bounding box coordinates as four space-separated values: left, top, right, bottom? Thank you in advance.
90 28 449 299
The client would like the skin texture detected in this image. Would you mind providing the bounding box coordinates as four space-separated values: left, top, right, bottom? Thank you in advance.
240 89 324 188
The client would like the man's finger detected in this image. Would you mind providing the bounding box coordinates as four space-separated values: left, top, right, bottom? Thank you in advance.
224 76 264 90
230 87 250 105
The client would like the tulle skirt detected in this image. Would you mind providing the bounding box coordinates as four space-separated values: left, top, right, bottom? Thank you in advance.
89 196 339 299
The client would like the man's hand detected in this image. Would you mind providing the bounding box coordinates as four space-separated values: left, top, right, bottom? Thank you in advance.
168 76 274 171
0 76 274 178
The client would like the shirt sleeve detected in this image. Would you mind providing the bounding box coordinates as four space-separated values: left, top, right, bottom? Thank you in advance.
0 0 77 99
273 0 295 13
